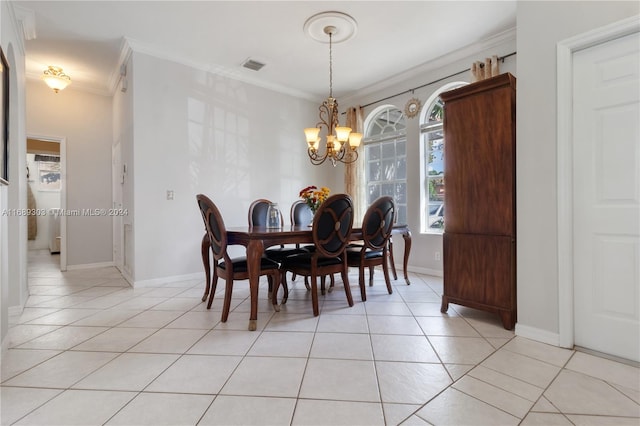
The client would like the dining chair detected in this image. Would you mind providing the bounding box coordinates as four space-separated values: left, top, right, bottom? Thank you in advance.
247 198 286 294
291 199 314 227
346 196 395 301
275 193 355 316
248 198 309 304
289 199 338 292
197 194 281 323
248 198 281 228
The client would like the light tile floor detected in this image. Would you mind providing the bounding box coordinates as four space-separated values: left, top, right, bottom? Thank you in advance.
1 250 638 425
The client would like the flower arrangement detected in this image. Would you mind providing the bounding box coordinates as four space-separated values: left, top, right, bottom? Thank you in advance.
299 185 330 214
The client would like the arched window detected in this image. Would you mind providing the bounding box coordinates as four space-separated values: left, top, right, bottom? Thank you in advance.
420 82 467 233
363 105 407 224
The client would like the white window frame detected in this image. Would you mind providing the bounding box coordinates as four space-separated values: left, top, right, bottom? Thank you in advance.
363 105 407 224
419 81 468 234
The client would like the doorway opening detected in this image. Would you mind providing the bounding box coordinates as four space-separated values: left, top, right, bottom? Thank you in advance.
26 136 66 271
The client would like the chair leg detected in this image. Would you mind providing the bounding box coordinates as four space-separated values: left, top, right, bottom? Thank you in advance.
292 272 297 282
267 275 273 293
207 273 219 309
328 274 335 292
358 265 367 302
382 255 393 295
221 279 233 322
320 275 326 295
310 275 320 316
369 266 375 286
280 271 289 304
304 276 311 291
272 272 281 312
341 265 354 307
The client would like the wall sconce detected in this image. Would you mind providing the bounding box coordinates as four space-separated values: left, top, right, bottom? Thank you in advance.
41 66 71 93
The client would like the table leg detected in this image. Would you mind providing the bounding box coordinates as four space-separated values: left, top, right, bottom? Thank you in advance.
402 229 412 285
388 236 398 280
246 238 264 331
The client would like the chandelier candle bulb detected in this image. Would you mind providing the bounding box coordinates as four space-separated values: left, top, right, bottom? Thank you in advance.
335 127 352 142
305 128 321 145
348 133 363 148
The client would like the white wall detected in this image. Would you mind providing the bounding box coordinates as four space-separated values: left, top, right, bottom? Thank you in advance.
127 52 337 283
1 0 28 345
345 30 517 276
26 81 113 267
516 1 639 339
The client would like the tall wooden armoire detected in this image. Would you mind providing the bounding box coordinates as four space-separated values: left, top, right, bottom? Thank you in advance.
440 73 516 330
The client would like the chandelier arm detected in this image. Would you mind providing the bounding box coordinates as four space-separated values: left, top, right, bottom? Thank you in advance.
307 148 329 165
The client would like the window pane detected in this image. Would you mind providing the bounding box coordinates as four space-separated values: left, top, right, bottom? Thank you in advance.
382 159 395 180
428 99 444 125
428 176 444 201
395 182 406 204
368 184 380 204
381 183 394 197
396 157 406 180
396 205 407 225
367 144 380 161
381 142 395 159
368 160 381 182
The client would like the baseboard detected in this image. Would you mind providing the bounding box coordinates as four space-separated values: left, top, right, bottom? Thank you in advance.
8 305 24 317
1 334 10 353
4 303 27 352
116 267 134 286
406 265 443 278
133 272 202 288
66 261 115 271
515 323 564 347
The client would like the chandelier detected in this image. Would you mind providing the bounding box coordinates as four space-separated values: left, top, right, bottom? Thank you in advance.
41 66 71 93
304 14 362 166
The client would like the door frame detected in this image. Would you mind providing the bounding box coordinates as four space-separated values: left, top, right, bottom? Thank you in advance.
26 134 67 271
556 15 640 348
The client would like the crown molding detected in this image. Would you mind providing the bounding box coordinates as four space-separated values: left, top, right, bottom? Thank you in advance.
12 5 37 41
119 37 317 101
107 37 133 94
5 3 30 56
343 27 517 105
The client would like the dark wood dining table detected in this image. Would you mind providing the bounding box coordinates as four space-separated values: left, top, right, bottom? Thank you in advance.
201 224 412 330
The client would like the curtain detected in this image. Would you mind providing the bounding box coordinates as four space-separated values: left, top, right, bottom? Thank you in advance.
345 106 365 225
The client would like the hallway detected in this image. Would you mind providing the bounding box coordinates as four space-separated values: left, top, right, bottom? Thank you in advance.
1 250 638 425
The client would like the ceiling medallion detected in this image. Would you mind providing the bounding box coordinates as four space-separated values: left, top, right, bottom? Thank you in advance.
404 97 422 119
303 11 357 44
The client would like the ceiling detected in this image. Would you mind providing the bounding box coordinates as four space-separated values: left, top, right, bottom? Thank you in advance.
15 1 516 100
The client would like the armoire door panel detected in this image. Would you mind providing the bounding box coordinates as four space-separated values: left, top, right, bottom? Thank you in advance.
443 83 515 236
443 232 515 309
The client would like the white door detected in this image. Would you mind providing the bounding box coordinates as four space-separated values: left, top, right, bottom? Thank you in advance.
112 141 123 271
572 31 640 362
